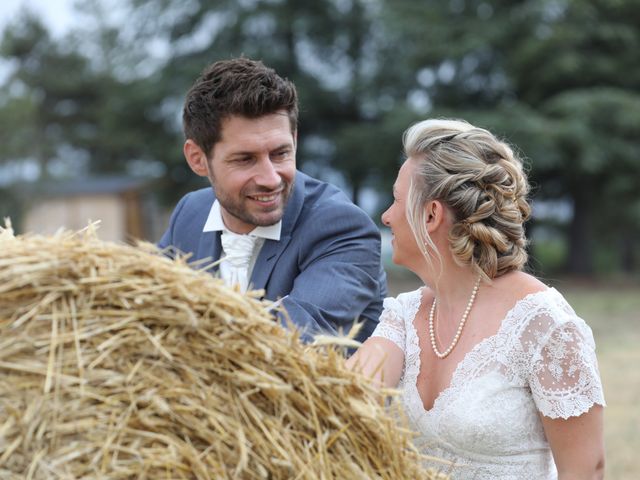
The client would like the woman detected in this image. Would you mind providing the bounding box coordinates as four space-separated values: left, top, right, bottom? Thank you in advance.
347 119 605 479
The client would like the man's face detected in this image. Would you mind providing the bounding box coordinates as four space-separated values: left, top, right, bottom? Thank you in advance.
204 112 296 233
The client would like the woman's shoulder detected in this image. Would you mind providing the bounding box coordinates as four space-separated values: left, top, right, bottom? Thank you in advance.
495 272 592 336
493 271 547 299
383 287 424 319
491 271 564 314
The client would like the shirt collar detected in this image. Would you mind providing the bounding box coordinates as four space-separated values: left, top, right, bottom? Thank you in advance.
202 200 281 241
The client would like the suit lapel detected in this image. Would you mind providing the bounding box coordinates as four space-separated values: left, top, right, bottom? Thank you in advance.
249 171 305 293
250 234 292 292
195 230 222 272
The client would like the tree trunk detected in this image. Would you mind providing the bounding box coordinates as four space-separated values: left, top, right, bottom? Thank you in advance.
351 176 362 207
619 231 637 273
566 187 594 275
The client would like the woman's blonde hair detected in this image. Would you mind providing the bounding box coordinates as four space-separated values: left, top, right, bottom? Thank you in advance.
403 118 531 281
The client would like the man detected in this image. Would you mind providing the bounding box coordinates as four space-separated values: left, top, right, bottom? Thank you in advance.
159 57 386 342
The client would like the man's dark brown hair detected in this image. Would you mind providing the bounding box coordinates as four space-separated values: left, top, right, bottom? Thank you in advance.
183 57 299 156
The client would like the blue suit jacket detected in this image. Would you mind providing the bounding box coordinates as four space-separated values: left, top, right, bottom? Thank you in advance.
158 171 387 342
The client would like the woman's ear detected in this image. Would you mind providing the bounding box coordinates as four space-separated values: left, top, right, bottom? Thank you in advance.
425 200 445 233
183 139 209 177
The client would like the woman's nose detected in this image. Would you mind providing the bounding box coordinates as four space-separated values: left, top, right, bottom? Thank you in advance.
381 208 390 226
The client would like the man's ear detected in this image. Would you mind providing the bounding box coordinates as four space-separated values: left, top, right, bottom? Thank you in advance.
183 139 209 177
425 200 445 233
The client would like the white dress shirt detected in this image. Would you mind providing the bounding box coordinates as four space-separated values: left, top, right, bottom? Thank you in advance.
203 200 281 292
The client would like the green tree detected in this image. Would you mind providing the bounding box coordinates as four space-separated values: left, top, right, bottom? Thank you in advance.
0 9 177 186
507 0 640 273
543 89 640 272
0 15 91 177
382 0 640 274
120 0 415 204
3 0 639 274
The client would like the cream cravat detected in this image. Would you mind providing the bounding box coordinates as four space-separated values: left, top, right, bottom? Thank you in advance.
220 231 258 293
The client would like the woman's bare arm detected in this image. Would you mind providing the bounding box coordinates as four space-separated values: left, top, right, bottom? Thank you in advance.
346 337 405 388
542 404 605 480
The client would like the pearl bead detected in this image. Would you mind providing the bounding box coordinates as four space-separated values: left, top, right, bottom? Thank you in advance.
429 276 481 359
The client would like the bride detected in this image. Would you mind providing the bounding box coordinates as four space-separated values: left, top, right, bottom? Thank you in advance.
347 119 605 479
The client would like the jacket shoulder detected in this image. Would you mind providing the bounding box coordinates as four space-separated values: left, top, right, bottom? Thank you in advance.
184 186 215 205
165 187 214 237
297 172 372 222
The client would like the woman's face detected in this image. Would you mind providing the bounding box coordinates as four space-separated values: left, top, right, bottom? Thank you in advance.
381 159 424 270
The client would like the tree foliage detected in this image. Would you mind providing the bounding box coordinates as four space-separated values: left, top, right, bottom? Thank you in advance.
0 8 178 193
0 0 639 273
380 0 640 273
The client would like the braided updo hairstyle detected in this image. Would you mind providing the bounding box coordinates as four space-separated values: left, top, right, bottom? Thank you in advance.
403 119 531 281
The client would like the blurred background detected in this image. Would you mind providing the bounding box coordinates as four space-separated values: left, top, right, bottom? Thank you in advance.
1 0 638 477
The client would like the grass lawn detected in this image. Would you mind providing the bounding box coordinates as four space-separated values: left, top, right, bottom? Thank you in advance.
558 280 640 480
387 272 640 479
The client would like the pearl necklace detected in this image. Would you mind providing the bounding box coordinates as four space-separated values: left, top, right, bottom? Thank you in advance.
429 277 481 359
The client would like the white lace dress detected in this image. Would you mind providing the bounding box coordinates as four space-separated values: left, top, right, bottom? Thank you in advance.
372 287 605 479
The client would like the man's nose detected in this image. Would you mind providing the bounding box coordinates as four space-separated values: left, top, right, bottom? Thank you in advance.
254 157 281 188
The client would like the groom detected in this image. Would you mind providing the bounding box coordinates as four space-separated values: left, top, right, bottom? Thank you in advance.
158 57 386 342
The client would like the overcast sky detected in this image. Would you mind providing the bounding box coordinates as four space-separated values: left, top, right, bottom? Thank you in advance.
0 0 76 37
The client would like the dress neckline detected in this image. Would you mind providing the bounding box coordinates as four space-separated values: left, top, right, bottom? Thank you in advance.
407 286 556 415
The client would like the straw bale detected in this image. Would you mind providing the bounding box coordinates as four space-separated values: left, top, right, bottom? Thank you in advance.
0 223 447 479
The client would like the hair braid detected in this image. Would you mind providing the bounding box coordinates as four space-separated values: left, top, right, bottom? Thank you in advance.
403 119 531 281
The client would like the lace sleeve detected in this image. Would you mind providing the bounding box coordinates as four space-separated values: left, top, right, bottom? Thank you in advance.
370 296 406 352
528 314 606 419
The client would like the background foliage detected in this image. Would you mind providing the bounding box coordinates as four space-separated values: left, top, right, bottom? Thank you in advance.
1 0 639 275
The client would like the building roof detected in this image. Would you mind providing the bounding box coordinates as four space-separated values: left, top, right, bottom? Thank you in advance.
36 176 151 197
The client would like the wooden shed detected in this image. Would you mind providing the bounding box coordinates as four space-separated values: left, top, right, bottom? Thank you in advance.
22 176 160 242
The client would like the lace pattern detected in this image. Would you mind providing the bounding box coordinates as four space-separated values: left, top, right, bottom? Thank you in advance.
370 295 408 352
370 287 605 479
527 314 606 419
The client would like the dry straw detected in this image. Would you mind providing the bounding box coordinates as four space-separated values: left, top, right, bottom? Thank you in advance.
0 222 447 479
